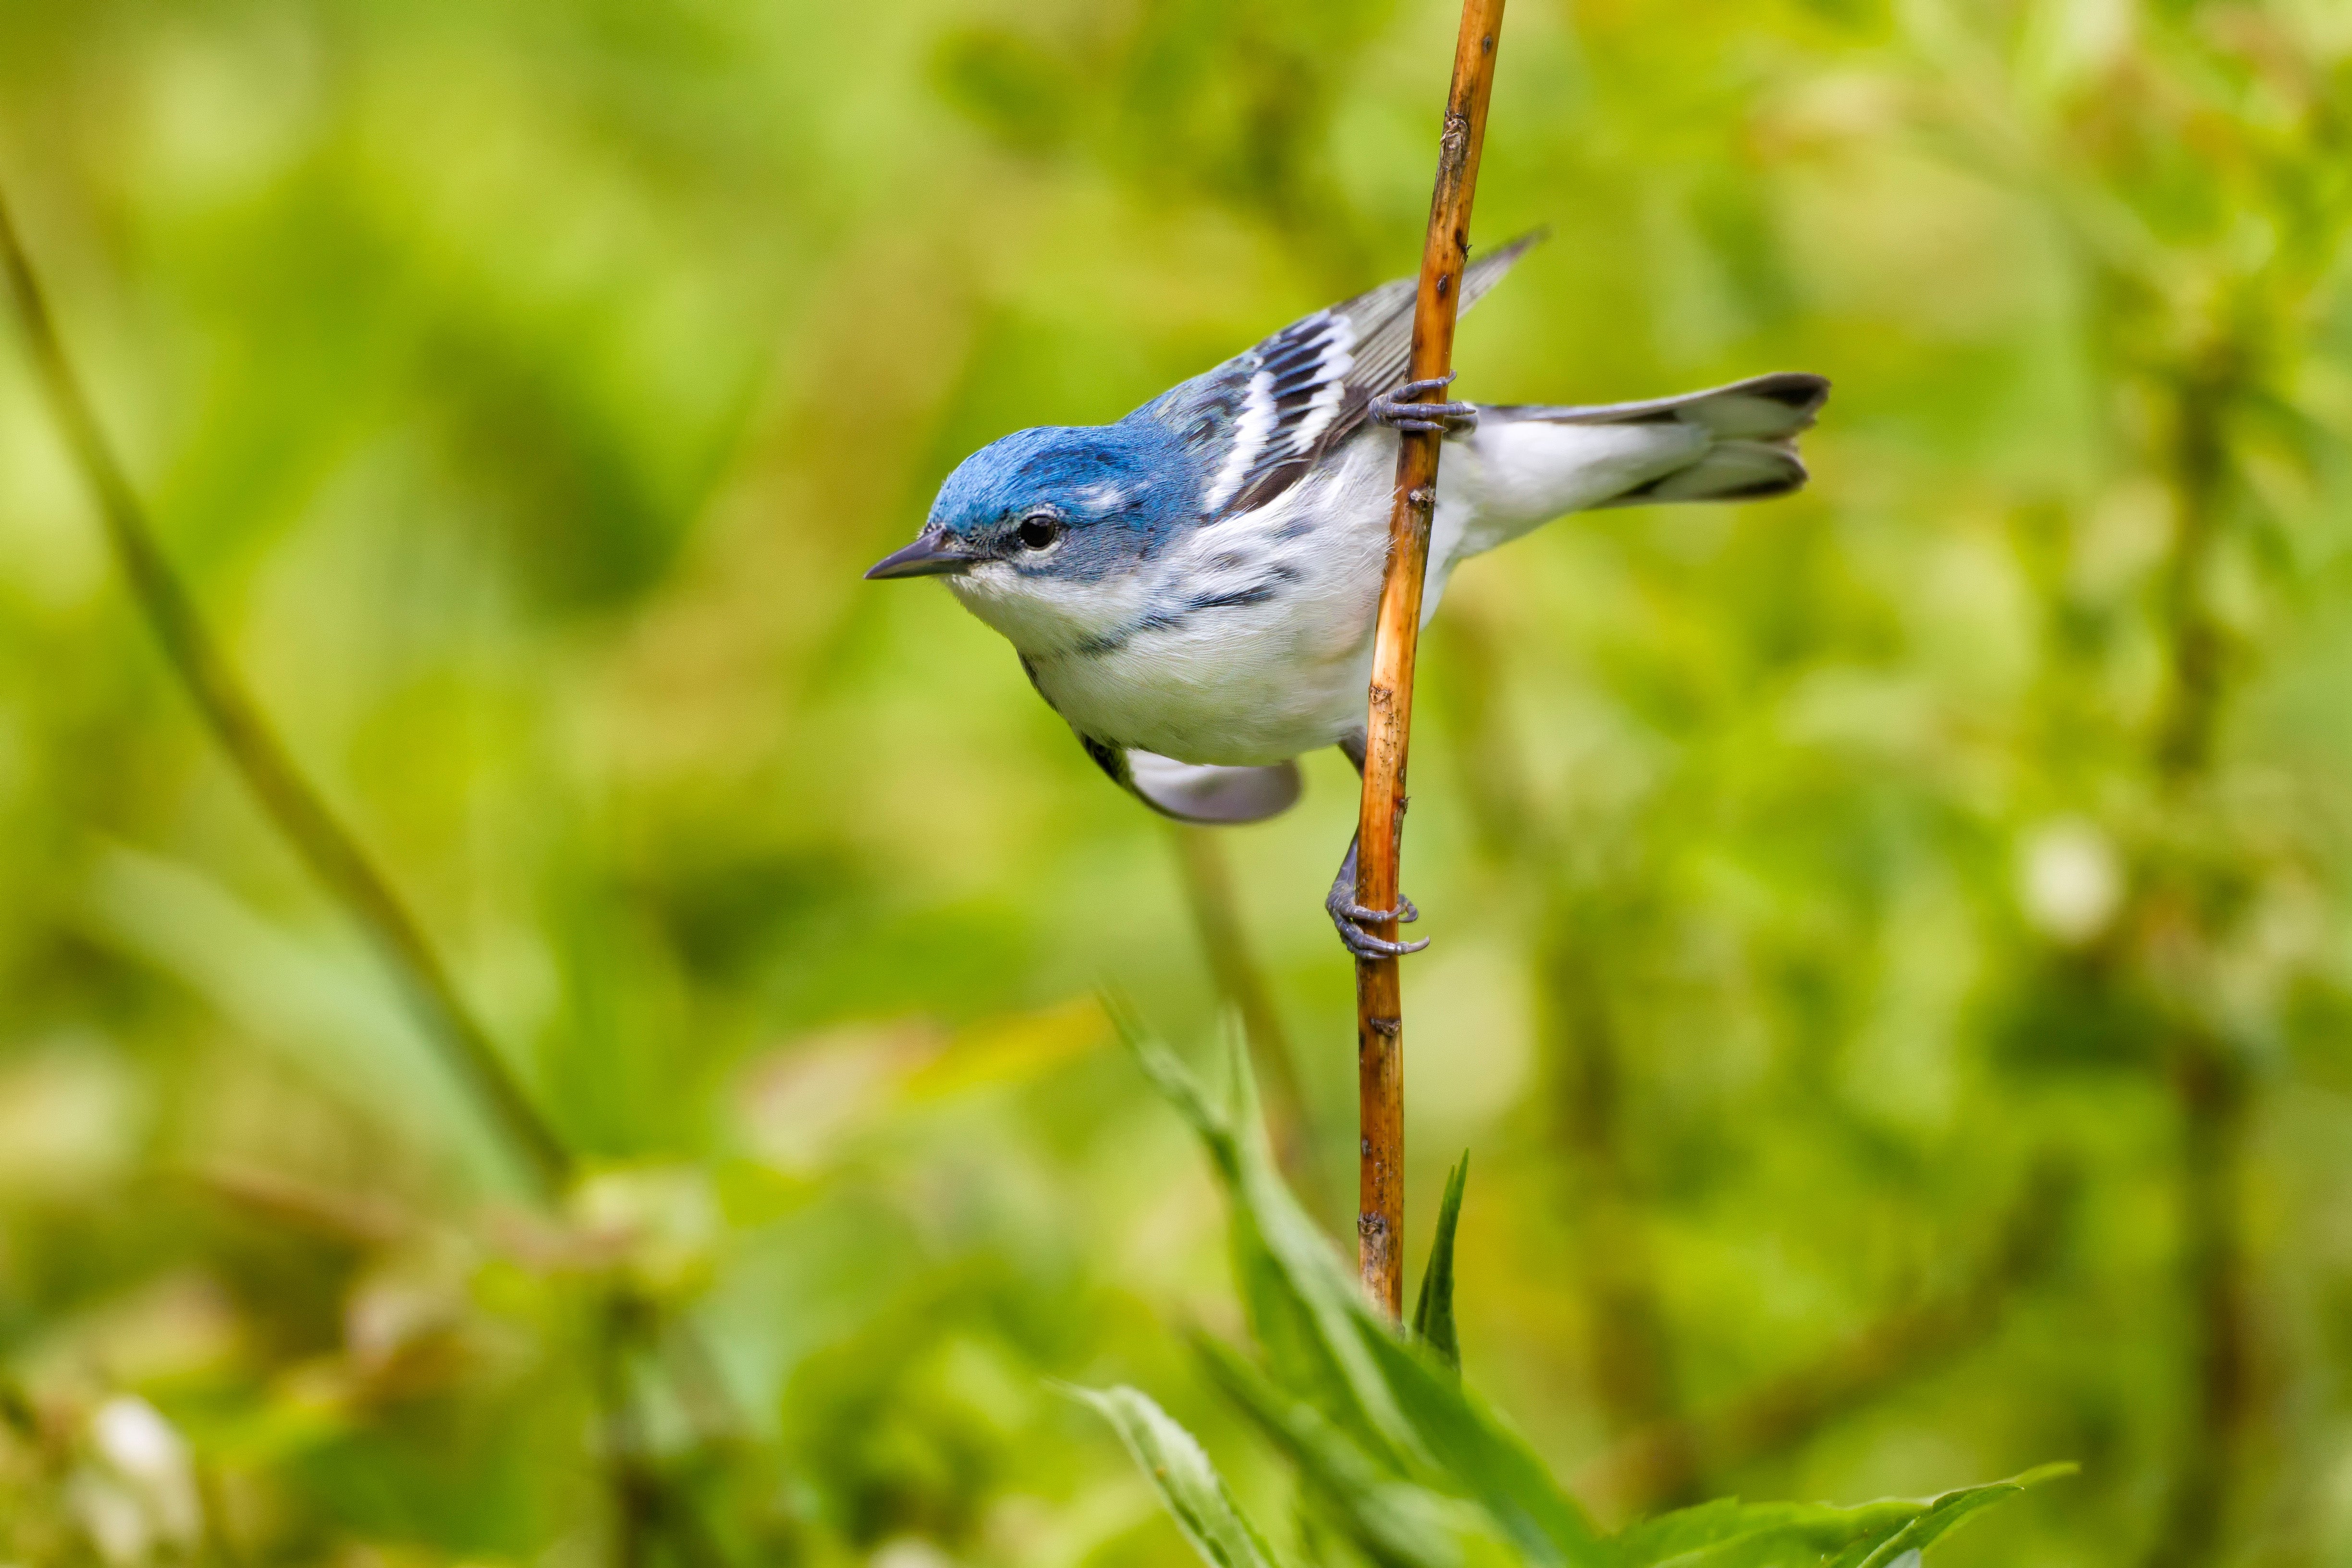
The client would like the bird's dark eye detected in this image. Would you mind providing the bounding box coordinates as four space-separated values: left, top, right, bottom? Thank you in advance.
1016 513 1062 550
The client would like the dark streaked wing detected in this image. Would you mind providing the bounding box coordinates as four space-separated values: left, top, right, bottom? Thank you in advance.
1192 308 1355 517
1152 231 1547 523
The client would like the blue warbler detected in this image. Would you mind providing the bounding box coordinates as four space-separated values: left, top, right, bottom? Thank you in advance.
869 236 1827 957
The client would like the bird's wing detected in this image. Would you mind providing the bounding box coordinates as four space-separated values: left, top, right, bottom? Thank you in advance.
1078 735 1301 825
1149 230 1546 522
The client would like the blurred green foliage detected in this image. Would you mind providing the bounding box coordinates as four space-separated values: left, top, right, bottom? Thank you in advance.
1 1 2351 1566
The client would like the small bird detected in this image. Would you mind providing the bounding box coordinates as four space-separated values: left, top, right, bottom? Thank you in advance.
867 235 1828 958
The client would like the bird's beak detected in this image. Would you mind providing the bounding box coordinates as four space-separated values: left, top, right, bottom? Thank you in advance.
864 532 980 580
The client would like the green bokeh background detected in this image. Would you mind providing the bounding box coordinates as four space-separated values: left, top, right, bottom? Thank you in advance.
2 0 2350 1564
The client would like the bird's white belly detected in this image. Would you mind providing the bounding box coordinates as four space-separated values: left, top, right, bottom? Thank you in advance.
1033 597 1377 766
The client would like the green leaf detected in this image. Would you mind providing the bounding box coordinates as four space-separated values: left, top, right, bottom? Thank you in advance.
1351 1322 1606 1568
1193 1334 1469 1568
1410 1155 1468 1374
1832 1465 2076 1568
1119 1011 1605 1568
1118 1012 1419 1466
1609 1466 2075 1568
1069 1384 1286 1568
1610 1499 1913 1568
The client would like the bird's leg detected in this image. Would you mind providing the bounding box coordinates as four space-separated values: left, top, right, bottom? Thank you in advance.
1369 372 1478 435
1327 732 1428 960
1326 833 1428 961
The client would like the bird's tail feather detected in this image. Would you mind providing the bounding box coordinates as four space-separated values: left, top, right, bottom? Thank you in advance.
1491 371 1828 439
1597 435 1809 506
1447 373 1829 555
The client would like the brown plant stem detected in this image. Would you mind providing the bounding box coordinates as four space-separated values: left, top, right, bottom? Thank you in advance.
597 1294 660 1568
1355 0 1508 1321
2150 1034 2250 1568
2143 354 2254 1568
1171 824 1332 1212
1540 910 1701 1497
0 187 573 1195
2151 359 2233 788
599 1294 732 1568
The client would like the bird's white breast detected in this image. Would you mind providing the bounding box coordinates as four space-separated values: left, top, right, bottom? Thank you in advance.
1029 435 1412 766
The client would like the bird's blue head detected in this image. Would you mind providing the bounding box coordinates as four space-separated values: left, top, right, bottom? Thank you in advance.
866 421 1200 654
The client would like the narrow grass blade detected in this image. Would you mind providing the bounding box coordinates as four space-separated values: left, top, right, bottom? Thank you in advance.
1410 1155 1469 1373
1069 1384 1285 1568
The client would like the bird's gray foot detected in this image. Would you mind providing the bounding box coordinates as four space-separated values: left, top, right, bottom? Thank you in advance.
1370 374 1478 434
1326 836 1429 961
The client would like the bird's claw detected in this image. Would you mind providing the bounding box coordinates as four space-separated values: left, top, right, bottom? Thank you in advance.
1334 893 1420 925
1335 918 1431 962
1325 876 1430 961
1370 374 1478 434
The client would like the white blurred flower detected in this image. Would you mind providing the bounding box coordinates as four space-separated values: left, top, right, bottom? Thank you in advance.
871 1538 957 1568
72 1395 201 1563
2017 818 2124 944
